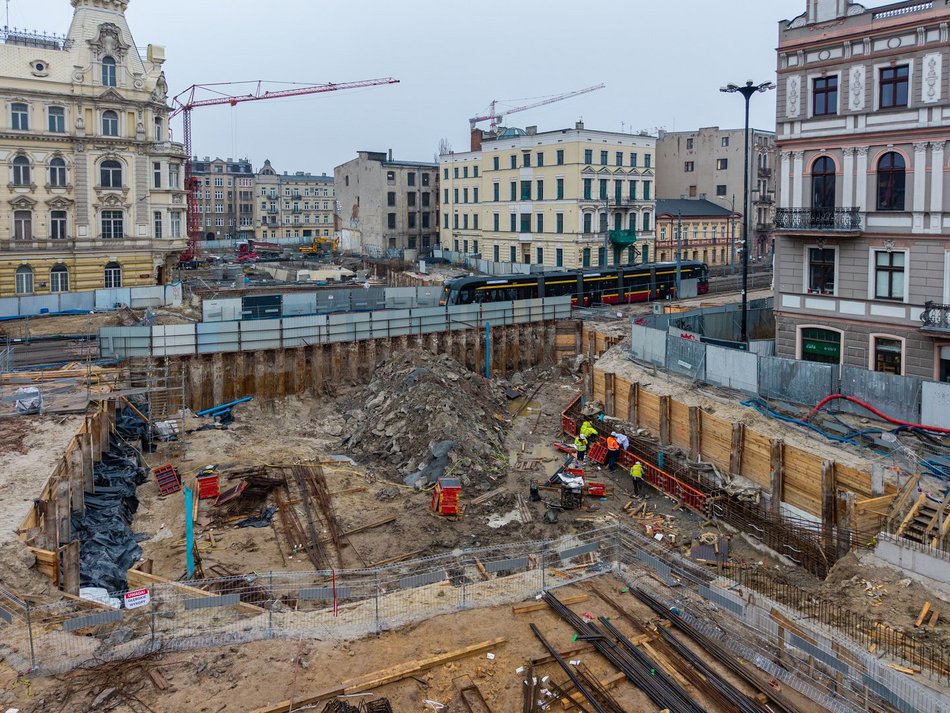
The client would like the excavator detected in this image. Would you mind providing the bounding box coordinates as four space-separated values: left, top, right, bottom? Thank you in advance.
300 236 339 256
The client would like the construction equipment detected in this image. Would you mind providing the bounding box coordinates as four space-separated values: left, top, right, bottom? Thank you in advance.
169 78 399 267
431 477 462 517
152 464 182 497
469 83 605 130
300 236 339 255
236 239 285 262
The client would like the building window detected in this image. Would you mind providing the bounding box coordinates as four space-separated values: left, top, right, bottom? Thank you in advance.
556 150 564 165
102 56 117 87
153 161 163 188
597 150 606 166
807 247 835 294
876 152 906 211
443 213 448 229
813 76 838 116
536 179 544 201
460 188 466 204
536 213 544 233
520 214 531 233
811 156 835 210
104 261 122 288
493 213 499 231
684 161 695 172
686 138 694 150
15 265 33 294
643 182 651 200
473 187 479 203
423 172 431 185
519 181 531 201
49 157 67 187
100 160 122 188
11 102 28 131
102 110 119 136
536 247 544 264
721 136 730 147
102 210 123 239
583 179 592 200
13 210 32 241
556 213 564 233
387 191 396 207
630 153 638 167
443 168 449 180
880 65 909 109
584 149 593 164
509 155 517 169
408 172 416 186
386 170 395 182
510 245 517 263
599 179 607 200
642 212 651 231
12 155 30 186
408 192 417 207
387 213 396 229
154 211 163 238
444 188 449 203
493 183 499 202
492 156 499 171
522 153 530 168
50 210 67 239
154 117 163 141
171 211 182 238
716 158 728 170
874 250 905 300
536 152 544 167
509 214 516 232
583 213 592 233
873 336 903 374
801 328 842 364
716 184 727 196
169 163 180 188
510 181 516 201
45 264 70 294
48 106 65 133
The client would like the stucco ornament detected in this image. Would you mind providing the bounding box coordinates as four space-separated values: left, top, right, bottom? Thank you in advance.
88 23 130 61
849 65 865 111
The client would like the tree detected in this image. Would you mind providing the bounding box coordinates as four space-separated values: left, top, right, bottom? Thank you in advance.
437 137 452 157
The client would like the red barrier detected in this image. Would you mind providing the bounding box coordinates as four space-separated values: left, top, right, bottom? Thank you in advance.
559 393 708 515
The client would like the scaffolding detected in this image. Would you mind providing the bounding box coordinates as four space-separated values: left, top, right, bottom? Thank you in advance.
125 357 186 456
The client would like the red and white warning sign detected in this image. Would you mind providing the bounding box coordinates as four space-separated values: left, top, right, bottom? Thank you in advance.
124 588 150 609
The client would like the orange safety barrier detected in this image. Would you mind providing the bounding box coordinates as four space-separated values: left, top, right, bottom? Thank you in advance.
559 393 708 515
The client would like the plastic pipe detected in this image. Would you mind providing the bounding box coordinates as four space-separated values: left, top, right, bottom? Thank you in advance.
807 394 950 434
195 396 253 417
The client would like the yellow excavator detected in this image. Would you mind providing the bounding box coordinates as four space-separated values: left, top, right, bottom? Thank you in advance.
300 236 338 255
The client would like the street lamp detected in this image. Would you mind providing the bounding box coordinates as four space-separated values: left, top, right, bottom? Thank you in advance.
720 80 775 344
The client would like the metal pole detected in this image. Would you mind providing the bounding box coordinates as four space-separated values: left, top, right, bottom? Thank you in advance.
675 211 682 297
730 194 736 275
484 321 490 377
184 486 195 579
741 93 751 343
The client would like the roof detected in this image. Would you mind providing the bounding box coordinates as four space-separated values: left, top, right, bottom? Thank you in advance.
654 198 738 218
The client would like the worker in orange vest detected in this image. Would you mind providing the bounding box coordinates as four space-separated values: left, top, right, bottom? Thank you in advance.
605 435 620 471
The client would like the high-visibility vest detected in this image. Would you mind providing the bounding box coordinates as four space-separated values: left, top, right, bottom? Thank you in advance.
574 437 587 452
630 463 644 479
606 436 619 451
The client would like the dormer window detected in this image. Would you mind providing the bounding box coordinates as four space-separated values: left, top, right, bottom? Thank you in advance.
102 110 119 136
102 56 117 87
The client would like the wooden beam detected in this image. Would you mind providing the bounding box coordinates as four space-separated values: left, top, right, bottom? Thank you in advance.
688 406 701 461
62 540 80 596
896 493 928 538
126 569 265 615
821 460 836 553
250 638 508 713
769 439 784 513
605 372 616 418
513 593 588 614
530 642 594 666
628 382 639 428
729 422 744 476
915 601 932 627
659 395 671 447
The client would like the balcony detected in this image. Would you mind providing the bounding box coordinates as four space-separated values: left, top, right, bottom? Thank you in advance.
609 229 637 246
921 302 950 334
774 207 862 234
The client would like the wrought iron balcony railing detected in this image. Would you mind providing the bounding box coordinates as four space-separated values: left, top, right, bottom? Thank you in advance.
921 302 950 332
774 207 863 232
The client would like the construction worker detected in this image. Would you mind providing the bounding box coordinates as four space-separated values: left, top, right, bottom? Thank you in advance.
630 460 645 496
573 434 588 462
605 434 620 471
610 431 629 452
579 419 598 440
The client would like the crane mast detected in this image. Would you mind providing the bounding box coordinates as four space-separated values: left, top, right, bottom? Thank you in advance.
168 77 400 262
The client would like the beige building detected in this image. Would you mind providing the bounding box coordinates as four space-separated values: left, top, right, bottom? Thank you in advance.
191 157 254 241
654 198 740 268
254 160 334 241
334 150 438 257
0 0 187 295
656 126 776 260
439 123 656 269
773 0 950 380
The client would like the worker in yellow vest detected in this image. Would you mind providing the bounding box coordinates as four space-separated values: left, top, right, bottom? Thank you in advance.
579 420 598 440
574 434 588 462
630 461 645 497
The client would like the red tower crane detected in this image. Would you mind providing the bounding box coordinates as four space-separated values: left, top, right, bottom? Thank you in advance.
469 83 605 130
168 77 400 263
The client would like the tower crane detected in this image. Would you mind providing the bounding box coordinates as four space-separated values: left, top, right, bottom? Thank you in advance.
469 83 605 130
168 77 399 263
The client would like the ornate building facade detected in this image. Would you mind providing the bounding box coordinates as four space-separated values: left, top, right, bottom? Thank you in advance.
0 0 186 296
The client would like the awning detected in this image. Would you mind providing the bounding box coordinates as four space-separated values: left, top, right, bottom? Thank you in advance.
609 229 637 246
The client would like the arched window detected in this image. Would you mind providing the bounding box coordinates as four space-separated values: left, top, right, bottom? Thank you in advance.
15 265 33 295
100 159 122 188
12 155 30 186
103 261 122 288
102 56 117 87
102 110 118 137
811 156 836 210
50 264 69 293
876 152 906 211
49 157 67 187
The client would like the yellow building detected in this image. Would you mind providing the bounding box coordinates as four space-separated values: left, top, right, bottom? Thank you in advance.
0 0 187 297
439 122 656 268
654 198 739 267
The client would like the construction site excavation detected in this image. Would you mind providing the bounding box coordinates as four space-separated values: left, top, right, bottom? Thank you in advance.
1 300 950 713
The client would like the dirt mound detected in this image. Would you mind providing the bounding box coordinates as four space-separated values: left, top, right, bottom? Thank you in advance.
342 350 509 487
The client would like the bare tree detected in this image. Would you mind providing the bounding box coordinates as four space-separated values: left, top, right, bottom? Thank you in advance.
437 137 452 157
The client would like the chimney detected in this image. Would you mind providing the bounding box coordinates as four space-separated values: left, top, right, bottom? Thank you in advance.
575 120 584 130
388 148 393 162
470 128 483 152
525 125 537 136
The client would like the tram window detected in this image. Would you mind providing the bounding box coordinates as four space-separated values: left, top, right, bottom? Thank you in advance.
459 289 472 303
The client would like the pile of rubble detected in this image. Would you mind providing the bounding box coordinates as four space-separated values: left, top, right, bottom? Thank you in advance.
342 350 508 488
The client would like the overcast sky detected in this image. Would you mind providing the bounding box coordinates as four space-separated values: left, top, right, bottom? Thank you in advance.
12 1 885 173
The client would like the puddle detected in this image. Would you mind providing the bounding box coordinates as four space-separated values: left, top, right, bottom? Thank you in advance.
487 509 522 528
508 398 541 416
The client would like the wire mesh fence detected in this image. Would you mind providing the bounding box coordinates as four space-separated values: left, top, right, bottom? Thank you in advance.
2 524 948 712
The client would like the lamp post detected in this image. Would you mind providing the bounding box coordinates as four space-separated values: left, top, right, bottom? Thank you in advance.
720 80 775 344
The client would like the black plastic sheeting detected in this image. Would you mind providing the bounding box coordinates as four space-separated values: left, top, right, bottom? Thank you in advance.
70 406 148 593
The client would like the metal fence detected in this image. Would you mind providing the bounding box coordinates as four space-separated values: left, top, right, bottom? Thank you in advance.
0 283 183 319
631 321 950 422
98 297 572 358
3 523 948 712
